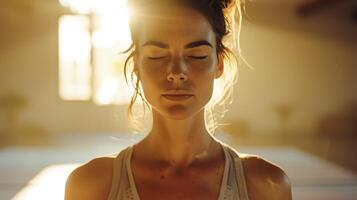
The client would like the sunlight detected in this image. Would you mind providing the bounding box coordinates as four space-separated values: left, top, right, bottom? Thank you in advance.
58 0 132 50
95 77 121 105
12 164 79 200
94 73 134 105
59 16 90 64
58 0 132 104
93 13 131 49
59 15 92 100
212 79 224 102
59 0 131 49
59 0 92 14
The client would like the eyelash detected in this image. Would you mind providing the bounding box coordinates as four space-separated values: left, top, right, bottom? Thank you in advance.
147 56 207 60
188 56 207 60
148 56 166 60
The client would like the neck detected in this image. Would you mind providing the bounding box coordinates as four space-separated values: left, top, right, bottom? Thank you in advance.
141 109 217 168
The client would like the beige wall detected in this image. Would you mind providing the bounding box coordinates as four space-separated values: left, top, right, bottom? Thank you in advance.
227 1 357 135
0 1 356 135
230 25 357 135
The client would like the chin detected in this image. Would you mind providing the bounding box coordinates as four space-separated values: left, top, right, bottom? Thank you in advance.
163 105 194 119
161 104 206 120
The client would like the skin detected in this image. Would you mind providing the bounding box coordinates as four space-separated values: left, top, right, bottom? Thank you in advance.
65 5 292 200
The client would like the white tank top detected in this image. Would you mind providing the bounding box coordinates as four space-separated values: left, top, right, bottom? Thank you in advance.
107 143 249 200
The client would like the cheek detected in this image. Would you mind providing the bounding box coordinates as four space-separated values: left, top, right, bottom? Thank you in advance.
197 75 215 97
139 69 160 92
139 55 169 75
188 54 217 72
189 60 217 100
189 57 217 81
137 62 165 102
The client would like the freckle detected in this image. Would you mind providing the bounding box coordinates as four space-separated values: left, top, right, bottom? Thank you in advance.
161 175 165 179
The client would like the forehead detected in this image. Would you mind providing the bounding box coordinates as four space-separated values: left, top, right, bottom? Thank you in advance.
135 6 216 47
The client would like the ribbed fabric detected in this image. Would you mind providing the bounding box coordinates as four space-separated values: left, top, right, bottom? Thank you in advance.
107 143 249 200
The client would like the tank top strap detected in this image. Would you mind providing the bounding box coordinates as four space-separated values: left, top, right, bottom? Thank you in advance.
217 144 231 200
107 146 134 200
221 144 250 200
126 145 140 200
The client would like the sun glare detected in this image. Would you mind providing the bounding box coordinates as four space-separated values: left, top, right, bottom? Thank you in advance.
58 0 132 104
12 164 79 200
59 0 131 48
59 15 92 100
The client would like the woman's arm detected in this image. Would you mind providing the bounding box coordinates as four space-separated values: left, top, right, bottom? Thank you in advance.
243 156 292 200
65 157 113 200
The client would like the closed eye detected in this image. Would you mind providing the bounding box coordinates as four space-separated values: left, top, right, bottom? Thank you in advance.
148 56 166 60
188 56 207 59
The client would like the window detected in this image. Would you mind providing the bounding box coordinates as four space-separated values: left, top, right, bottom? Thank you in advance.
58 0 133 105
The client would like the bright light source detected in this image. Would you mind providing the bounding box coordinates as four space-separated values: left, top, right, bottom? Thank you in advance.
59 15 92 100
59 0 130 17
59 0 92 14
58 0 133 104
13 164 79 200
92 13 131 49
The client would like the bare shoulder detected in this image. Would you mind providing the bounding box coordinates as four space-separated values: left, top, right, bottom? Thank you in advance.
65 156 114 200
241 154 292 200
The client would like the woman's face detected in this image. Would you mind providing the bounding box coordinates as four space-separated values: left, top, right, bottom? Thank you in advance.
134 5 223 120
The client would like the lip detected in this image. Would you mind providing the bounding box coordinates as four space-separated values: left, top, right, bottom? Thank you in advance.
162 91 194 95
162 94 194 101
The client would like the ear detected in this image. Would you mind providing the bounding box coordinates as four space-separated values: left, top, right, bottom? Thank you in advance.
214 54 224 79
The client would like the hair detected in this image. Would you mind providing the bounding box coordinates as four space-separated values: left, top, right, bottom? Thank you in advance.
123 0 246 135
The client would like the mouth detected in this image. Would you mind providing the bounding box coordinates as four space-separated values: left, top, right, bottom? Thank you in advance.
162 94 194 101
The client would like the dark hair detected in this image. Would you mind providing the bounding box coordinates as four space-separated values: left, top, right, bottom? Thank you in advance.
123 0 246 133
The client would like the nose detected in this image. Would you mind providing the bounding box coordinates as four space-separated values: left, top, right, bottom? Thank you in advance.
167 72 188 82
167 58 188 83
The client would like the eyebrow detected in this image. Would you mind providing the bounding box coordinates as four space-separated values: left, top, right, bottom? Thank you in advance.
142 40 213 49
143 41 169 48
185 40 213 49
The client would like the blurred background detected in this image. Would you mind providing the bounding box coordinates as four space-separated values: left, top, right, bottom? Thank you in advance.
0 0 357 199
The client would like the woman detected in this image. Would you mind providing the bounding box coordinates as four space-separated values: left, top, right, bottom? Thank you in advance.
65 0 292 199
